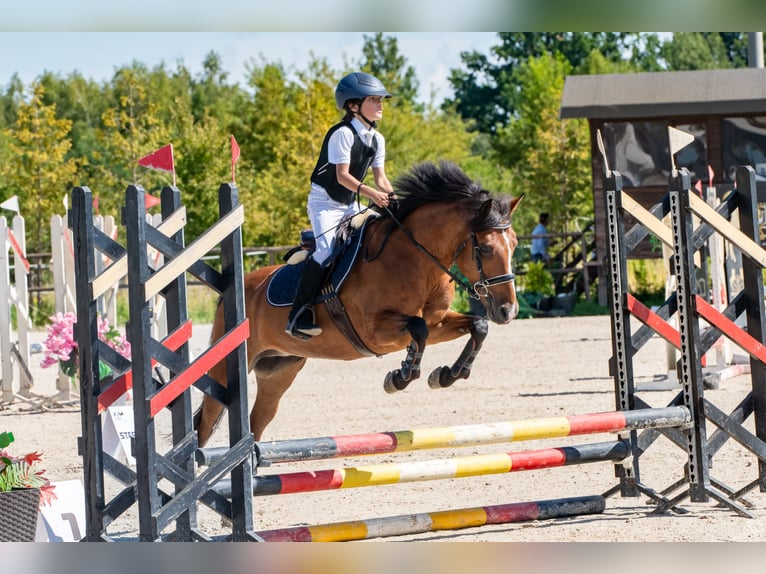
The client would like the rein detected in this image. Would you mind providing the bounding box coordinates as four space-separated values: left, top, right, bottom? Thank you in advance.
381 206 515 301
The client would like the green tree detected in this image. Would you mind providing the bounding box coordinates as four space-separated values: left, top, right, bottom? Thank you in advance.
37 71 109 186
360 33 420 108
446 32 659 134
0 83 80 253
190 51 250 136
0 74 24 129
493 53 591 235
169 96 242 242
241 58 338 246
95 65 173 214
660 32 743 70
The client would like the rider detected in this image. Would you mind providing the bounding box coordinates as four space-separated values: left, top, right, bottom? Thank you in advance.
285 71 395 340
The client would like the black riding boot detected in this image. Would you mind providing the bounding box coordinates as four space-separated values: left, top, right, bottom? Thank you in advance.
285 258 325 340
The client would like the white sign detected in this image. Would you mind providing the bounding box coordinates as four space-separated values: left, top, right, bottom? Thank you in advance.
35 480 86 542
102 405 136 466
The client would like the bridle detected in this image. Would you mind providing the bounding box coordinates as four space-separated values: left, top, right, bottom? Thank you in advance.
382 206 516 301
455 224 516 300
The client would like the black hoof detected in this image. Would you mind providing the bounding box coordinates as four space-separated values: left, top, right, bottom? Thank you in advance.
384 370 413 393
428 366 454 389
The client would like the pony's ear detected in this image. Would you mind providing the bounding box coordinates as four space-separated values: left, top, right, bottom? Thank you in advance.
510 193 524 214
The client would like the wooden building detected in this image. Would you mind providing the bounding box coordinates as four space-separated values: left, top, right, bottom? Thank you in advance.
560 67 766 303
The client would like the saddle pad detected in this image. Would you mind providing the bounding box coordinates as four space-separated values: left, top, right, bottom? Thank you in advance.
266 221 368 307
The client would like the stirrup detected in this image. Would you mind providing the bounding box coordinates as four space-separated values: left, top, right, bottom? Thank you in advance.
285 306 322 340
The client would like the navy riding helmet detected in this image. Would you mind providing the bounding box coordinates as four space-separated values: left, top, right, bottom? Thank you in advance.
334 72 392 110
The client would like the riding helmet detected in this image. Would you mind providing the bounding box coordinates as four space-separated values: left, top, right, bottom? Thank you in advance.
334 72 392 110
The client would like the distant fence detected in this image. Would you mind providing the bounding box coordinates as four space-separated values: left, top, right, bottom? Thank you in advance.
516 221 598 299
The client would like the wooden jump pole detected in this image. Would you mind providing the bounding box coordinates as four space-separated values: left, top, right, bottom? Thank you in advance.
212 440 630 498
197 406 691 466
256 495 606 542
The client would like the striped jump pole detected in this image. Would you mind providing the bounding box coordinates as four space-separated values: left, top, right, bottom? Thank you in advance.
256 495 606 542
212 440 629 498
197 406 690 466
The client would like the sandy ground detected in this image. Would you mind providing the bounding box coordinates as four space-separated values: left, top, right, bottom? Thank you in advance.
2 314 766 542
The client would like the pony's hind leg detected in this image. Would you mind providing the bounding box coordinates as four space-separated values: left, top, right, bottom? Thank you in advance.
428 315 489 389
194 395 225 448
250 355 307 441
383 316 428 393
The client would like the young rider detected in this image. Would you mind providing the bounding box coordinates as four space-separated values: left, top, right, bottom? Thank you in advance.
285 71 395 340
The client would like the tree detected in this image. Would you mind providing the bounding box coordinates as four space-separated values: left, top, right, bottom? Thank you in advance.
241 58 338 246
660 32 744 71
169 96 244 243
493 53 591 236
446 32 660 134
36 71 110 187
190 51 250 135
0 83 80 253
360 33 420 108
95 65 173 214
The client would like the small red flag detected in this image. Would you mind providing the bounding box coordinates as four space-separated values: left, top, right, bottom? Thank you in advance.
138 144 176 186
145 193 161 208
138 144 174 173
231 135 240 183
694 180 702 195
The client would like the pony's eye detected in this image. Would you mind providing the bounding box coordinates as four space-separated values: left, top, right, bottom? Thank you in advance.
479 244 493 256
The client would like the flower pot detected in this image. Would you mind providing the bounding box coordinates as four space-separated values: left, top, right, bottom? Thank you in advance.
537 296 554 311
0 488 40 541
552 293 577 313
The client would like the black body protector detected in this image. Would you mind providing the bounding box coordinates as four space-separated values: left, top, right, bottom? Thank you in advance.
310 121 378 205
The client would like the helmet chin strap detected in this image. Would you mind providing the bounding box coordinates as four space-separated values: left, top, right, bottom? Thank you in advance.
356 112 377 129
353 99 377 129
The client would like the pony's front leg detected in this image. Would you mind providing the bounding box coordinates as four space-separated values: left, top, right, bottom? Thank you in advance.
428 314 489 389
383 316 428 394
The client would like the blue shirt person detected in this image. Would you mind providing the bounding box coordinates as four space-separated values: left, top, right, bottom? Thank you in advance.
530 213 550 264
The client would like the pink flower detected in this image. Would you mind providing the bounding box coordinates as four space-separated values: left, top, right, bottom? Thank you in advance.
40 312 131 378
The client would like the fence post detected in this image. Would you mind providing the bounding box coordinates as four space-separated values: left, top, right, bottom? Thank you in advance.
51 214 76 400
12 215 32 397
0 214 33 402
0 217 13 402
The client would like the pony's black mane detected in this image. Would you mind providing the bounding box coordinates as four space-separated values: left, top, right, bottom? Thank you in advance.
389 161 513 231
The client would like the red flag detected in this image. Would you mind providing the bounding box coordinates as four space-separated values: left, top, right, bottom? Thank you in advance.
144 193 161 208
694 180 702 195
231 135 240 183
707 165 715 186
138 144 174 173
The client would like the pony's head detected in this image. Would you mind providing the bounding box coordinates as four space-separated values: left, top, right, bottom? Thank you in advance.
393 161 524 324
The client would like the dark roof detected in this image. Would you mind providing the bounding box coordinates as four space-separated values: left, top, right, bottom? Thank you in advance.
560 68 766 120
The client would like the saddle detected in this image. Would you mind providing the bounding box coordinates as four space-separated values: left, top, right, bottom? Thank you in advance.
266 211 382 356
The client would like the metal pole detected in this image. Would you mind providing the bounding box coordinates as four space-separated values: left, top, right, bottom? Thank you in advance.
748 32 764 68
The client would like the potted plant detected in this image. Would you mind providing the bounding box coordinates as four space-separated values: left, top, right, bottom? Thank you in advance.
0 431 56 541
521 261 556 313
40 311 132 382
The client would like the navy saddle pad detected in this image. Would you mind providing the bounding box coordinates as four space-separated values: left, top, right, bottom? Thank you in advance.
266 221 369 307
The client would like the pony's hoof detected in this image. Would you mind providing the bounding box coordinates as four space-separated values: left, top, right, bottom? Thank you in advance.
428 366 455 389
384 370 410 394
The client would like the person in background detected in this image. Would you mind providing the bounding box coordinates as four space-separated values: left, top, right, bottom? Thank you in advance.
531 212 550 264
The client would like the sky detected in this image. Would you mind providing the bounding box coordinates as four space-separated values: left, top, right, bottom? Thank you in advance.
0 32 499 105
